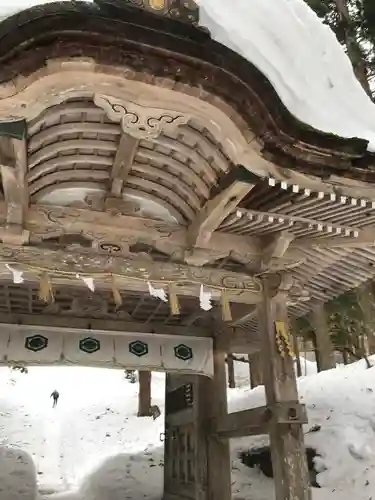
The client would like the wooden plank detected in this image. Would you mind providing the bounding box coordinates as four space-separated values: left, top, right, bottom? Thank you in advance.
257 276 311 500
214 406 270 439
213 402 307 439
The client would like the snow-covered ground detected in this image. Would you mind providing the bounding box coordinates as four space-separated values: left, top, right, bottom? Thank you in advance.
0 357 375 500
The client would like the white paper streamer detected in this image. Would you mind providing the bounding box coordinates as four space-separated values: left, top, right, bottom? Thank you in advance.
148 281 167 302
200 285 212 311
76 274 95 292
5 264 24 284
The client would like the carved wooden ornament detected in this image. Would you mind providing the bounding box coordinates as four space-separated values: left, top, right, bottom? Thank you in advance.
94 95 189 139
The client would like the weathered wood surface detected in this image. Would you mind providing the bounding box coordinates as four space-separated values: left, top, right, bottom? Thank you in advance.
249 351 264 388
206 333 231 500
258 277 312 500
213 402 308 439
0 242 262 304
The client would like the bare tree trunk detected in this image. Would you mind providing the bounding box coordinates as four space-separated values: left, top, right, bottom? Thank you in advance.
227 354 236 389
138 370 152 417
334 0 372 97
310 305 336 371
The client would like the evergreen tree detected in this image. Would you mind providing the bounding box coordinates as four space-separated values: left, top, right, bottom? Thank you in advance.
304 0 375 98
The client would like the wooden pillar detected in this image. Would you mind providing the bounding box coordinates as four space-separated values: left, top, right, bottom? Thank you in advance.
138 370 152 417
293 334 302 378
227 354 236 389
311 304 335 371
207 333 231 500
249 352 263 388
258 276 311 500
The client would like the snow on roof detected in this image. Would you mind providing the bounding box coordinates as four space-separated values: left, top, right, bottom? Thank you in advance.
3 0 375 150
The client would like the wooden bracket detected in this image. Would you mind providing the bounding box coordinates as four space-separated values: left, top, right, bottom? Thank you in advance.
212 402 307 439
187 166 259 248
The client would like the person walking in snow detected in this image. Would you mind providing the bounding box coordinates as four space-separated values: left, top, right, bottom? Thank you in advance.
51 390 59 408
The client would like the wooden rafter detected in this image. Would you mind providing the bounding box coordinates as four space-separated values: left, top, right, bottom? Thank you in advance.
110 133 139 196
187 166 257 247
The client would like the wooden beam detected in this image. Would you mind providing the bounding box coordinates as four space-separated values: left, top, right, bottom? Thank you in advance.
187 166 257 247
212 402 307 439
0 315 211 337
1 201 372 264
261 231 294 268
110 133 139 196
20 203 262 262
0 314 258 353
0 243 262 304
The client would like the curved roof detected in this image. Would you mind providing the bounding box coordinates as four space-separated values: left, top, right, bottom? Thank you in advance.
1 1 375 345
0 0 374 183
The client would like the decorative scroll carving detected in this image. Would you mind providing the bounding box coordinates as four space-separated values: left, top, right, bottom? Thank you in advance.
0 243 262 303
94 95 189 140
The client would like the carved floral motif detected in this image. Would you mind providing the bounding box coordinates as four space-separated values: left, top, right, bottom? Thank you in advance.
0 244 262 299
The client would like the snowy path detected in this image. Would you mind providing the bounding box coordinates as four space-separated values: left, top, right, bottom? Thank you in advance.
0 360 374 500
37 407 64 495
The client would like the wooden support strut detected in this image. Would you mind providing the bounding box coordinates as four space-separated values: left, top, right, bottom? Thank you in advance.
257 275 312 500
212 401 307 439
110 132 139 196
187 166 257 248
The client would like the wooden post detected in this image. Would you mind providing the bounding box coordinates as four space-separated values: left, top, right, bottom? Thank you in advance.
293 334 302 378
310 304 335 371
138 370 152 417
227 354 236 389
206 333 231 500
249 352 263 388
258 276 311 500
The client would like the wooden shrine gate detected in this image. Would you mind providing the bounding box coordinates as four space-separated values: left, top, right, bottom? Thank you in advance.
163 339 231 500
164 374 207 500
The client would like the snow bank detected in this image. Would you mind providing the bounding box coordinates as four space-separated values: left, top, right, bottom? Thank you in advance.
2 0 375 150
231 357 375 500
0 447 37 500
1 359 375 500
198 0 375 150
